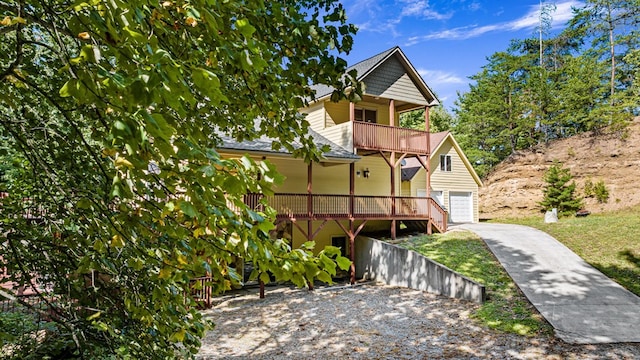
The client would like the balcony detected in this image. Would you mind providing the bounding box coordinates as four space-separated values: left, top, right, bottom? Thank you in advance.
245 193 447 233
353 122 429 154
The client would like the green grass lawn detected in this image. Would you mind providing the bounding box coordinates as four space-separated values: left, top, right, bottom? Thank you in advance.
497 205 640 297
394 231 553 337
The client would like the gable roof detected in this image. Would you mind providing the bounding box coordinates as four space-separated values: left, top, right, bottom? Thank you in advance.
401 132 483 186
217 128 360 163
311 46 439 106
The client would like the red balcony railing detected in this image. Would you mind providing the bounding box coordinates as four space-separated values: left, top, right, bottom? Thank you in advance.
188 276 213 309
353 122 429 154
244 193 447 232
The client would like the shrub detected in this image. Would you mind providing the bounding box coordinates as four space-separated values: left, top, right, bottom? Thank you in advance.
0 306 78 360
584 178 594 197
594 180 609 203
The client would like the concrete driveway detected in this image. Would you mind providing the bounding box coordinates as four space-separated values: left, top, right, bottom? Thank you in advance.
454 223 640 344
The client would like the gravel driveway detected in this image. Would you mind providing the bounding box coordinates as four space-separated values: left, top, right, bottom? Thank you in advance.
197 284 640 359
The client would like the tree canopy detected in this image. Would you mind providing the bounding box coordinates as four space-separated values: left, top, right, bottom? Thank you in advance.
1 0 356 358
454 0 639 178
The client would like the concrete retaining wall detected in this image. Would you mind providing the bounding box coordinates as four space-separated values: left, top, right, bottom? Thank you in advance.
355 236 486 303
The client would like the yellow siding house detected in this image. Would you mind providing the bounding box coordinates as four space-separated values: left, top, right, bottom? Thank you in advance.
218 46 461 283
401 132 482 223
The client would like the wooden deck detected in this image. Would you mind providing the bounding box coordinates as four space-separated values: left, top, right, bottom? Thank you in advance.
353 122 429 154
245 193 447 233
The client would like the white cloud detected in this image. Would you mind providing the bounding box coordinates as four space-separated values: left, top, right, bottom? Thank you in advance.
347 0 452 37
509 1 580 30
468 2 481 12
400 0 453 20
405 0 583 44
417 69 465 85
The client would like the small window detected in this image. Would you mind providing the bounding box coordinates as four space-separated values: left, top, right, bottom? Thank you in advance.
354 108 377 123
331 236 348 257
440 155 452 172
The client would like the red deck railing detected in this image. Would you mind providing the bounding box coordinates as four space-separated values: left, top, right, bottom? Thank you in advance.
188 276 213 309
244 193 447 232
353 122 429 154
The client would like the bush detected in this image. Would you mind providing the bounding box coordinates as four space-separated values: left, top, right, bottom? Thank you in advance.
0 307 78 360
594 180 609 203
584 178 594 197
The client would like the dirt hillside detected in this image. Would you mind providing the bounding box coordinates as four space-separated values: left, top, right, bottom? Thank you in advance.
479 117 640 219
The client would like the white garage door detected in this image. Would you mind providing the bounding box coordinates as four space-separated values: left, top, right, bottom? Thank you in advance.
449 192 473 223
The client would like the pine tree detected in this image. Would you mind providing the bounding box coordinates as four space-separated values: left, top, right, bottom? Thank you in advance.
539 162 583 216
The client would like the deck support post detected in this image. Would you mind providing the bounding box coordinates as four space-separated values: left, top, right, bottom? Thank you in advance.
307 162 313 242
349 162 356 284
307 162 314 291
425 105 433 235
389 99 397 240
334 219 368 285
390 151 396 240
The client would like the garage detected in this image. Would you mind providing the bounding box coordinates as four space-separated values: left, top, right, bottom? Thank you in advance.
449 192 473 223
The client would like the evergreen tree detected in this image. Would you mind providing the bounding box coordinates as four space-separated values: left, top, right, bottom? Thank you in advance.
399 106 453 132
539 163 583 216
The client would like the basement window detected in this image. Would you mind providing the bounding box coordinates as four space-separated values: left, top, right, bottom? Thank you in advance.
331 236 348 257
440 155 452 172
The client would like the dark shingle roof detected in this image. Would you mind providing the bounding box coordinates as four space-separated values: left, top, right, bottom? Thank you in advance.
310 46 399 99
217 128 359 162
401 167 421 181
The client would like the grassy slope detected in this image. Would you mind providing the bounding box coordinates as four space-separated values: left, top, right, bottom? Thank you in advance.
498 204 640 297
395 231 553 336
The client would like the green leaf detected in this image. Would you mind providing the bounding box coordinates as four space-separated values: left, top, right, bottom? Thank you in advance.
169 329 186 342
87 311 102 321
317 271 332 284
59 80 75 97
180 201 198 218
144 112 175 141
247 209 264 223
259 272 271 284
123 26 146 43
322 245 340 257
336 256 352 271
236 18 256 38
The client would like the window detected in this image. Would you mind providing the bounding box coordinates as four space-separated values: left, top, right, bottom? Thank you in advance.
440 155 452 172
354 108 377 123
331 236 348 257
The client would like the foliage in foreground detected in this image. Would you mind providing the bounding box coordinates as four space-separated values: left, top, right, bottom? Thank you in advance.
396 231 552 336
498 205 640 297
0 0 356 358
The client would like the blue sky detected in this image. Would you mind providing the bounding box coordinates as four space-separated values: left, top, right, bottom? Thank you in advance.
341 0 583 110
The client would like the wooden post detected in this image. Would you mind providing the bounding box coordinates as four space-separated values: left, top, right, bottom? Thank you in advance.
390 99 397 239
350 101 355 122
349 229 356 285
390 151 396 240
425 106 432 235
349 162 356 284
307 162 312 241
